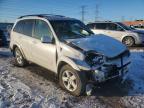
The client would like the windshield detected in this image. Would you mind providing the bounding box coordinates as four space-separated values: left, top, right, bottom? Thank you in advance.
50 20 94 40
117 22 134 30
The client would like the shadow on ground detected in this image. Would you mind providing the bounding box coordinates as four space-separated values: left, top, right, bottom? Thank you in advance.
92 79 133 97
25 63 58 83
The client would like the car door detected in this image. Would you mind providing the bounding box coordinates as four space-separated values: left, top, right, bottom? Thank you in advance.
104 23 126 41
12 20 34 60
31 19 57 72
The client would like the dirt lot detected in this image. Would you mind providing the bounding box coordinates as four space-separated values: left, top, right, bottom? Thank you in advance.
0 47 144 108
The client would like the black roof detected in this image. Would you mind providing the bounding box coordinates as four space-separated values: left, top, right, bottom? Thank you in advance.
19 14 76 21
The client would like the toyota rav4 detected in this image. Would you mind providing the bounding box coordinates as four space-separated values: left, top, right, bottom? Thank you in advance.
10 14 131 96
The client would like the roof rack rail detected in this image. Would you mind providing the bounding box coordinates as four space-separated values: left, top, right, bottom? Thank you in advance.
18 14 66 19
98 20 112 22
93 20 112 23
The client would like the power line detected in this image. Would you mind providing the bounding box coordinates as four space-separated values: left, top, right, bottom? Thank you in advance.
81 5 86 22
95 4 99 22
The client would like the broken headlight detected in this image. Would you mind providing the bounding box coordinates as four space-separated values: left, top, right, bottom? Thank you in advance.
85 51 105 67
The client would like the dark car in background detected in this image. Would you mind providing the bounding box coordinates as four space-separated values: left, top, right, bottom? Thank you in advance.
0 23 13 46
0 29 4 46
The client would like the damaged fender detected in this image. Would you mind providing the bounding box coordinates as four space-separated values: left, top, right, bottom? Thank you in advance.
57 56 81 72
57 56 92 73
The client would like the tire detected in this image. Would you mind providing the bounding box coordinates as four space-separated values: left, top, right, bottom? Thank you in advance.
59 65 86 96
14 47 27 67
122 36 135 47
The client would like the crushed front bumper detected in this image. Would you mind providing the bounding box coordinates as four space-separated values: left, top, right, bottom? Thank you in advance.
92 61 131 82
76 50 131 83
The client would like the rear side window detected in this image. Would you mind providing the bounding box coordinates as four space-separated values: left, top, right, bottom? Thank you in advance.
13 19 34 37
107 23 117 30
13 21 24 33
23 20 34 36
95 23 107 30
107 23 124 31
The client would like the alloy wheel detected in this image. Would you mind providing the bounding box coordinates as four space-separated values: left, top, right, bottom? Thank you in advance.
15 48 23 65
62 70 78 92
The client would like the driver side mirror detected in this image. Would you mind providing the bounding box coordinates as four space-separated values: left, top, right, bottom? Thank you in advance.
41 36 52 43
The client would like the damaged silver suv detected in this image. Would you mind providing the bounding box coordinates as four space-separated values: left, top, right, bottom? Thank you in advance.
10 14 131 96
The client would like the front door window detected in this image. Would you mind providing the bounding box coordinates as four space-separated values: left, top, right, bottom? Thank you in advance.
33 20 53 40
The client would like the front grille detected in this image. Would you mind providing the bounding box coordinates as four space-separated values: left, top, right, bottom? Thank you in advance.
105 61 130 78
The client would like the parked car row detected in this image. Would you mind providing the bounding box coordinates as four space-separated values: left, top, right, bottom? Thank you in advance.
10 14 131 96
87 22 144 46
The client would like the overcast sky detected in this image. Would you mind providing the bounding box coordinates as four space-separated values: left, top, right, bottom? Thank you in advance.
0 0 144 23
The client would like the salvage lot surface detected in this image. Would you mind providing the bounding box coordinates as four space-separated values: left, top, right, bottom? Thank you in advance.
0 47 144 108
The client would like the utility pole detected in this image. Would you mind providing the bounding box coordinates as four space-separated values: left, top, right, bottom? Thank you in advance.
81 5 86 22
121 16 125 22
95 4 99 22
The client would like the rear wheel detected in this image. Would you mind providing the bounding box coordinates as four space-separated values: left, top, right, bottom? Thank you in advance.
59 65 86 96
14 47 27 67
122 36 135 47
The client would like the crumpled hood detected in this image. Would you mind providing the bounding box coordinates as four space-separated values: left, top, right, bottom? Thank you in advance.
66 34 127 58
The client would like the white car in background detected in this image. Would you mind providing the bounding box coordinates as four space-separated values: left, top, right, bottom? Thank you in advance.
87 22 144 46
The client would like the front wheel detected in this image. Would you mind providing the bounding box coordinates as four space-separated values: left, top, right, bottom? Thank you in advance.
14 47 27 67
59 65 86 96
122 36 135 47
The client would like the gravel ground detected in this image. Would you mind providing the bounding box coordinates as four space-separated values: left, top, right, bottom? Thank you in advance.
0 47 144 108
